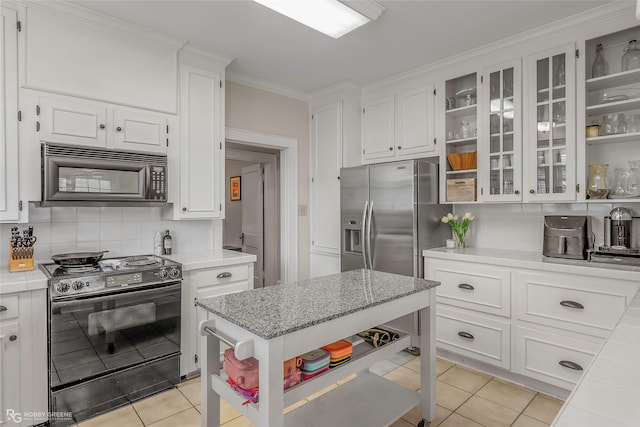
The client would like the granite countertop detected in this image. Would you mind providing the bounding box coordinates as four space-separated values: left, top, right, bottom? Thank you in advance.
165 249 256 272
197 269 439 340
423 247 640 282
552 291 640 426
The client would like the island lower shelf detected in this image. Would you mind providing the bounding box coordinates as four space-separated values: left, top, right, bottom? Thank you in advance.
209 332 414 425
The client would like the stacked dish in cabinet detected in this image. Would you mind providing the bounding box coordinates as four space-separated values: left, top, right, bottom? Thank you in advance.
445 72 479 202
584 26 640 200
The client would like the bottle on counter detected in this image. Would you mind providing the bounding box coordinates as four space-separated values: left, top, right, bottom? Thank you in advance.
163 230 173 255
154 231 163 256
592 43 607 78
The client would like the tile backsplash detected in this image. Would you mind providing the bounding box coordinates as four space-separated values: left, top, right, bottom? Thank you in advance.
1 204 214 263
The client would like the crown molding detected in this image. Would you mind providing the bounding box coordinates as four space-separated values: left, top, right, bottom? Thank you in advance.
363 1 636 92
308 81 361 100
226 71 310 102
179 43 234 69
341 0 385 21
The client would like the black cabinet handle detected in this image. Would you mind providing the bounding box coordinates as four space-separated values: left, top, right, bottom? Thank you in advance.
9 335 17 341
397 146 402 150
514 190 520 195
217 272 232 279
457 331 474 340
559 360 583 371
182 207 187 212
530 189 535 194
389 147 393 151
116 126 122 132
0 306 6 312
560 300 584 310
99 124 105 129
458 283 475 291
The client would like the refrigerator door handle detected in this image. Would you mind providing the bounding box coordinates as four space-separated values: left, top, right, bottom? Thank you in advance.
361 201 369 269
366 200 374 270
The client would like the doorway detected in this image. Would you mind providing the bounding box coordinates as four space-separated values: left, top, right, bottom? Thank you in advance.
224 143 279 287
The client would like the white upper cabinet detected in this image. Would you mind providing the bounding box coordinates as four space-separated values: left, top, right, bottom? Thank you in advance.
38 97 107 148
113 108 168 153
0 5 20 222
310 100 342 255
396 85 436 157
526 43 577 201
362 95 395 161
480 59 522 202
176 64 223 219
38 96 170 153
23 5 180 113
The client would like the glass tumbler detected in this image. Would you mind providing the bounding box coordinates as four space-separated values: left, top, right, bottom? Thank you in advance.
587 164 609 199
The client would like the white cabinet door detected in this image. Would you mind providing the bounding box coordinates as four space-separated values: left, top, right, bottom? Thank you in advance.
0 322 21 425
113 109 168 153
396 85 435 157
39 97 108 147
310 101 342 256
526 43 576 201
480 59 523 202
362 96 394 161
179 64 222 219
0 7 20 222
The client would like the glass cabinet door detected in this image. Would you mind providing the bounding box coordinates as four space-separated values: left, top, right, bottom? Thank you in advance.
481 60 522 201
528 44 576 201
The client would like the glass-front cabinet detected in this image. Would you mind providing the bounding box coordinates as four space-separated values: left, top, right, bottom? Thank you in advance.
444 72 479 203
480 60 522 201
527 43 576 201
584 26 640 202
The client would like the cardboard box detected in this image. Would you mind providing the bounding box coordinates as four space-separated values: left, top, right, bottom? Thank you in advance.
447 178 477 202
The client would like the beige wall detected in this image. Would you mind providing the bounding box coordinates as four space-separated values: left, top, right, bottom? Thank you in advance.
225 81 310 280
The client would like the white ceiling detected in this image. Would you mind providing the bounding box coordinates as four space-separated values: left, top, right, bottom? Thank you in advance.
69 0 613 97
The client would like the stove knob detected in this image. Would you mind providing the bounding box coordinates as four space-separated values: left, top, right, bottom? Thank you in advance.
168 267 180 279
158 268 169 280
56 281 70 294
72 280 85 291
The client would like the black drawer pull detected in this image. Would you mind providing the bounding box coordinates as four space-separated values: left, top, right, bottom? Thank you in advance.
9 335 17 342
458 283 475 291
560 300 584 310
0 306 7 312
559 360 583 371
457 331 474 340
217 272 232 279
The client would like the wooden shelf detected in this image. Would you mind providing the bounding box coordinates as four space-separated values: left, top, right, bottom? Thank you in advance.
586 97 640 116
586 132 640 145
447 169 477 175
586 68 640 92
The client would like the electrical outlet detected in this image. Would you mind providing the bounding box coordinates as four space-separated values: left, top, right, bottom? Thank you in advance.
298 205 308 216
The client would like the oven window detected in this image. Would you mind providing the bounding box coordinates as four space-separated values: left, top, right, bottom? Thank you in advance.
50 285 180 388
58 167 140 194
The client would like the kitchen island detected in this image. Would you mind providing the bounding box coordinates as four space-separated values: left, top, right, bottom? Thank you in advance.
196 269 440 427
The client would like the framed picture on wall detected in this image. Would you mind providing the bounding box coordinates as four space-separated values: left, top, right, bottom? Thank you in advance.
230 176 241 201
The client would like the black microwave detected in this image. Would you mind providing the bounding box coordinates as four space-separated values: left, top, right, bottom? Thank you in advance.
41 142 167 207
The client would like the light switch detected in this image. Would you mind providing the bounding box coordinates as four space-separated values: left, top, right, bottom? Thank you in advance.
298 205 308 216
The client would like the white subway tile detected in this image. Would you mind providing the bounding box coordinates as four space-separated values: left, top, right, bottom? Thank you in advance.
76 241 101 251
51 223 77 244
77 207 101 222
141 221 163 241
29 205 51 223
100 222 122 242
77 222 100 243
34 223 51 245
100 240 122 255
100 207 122 222
121 221 143 240
142 207 162 221
122 207 143 221
121 240 143 255
50 242 77 255
51 207 77 223
34 244 51 263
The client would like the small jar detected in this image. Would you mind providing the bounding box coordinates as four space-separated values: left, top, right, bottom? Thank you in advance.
622 40 640 72
627 114 640 133
585 125 600 138
600 113 627 135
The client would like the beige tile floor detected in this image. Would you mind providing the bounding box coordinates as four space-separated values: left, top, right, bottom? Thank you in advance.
76 356 564 427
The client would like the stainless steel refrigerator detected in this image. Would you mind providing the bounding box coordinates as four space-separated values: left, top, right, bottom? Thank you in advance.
340 158 450 351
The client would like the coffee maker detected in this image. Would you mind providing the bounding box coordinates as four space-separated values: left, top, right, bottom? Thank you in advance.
590 207 640 266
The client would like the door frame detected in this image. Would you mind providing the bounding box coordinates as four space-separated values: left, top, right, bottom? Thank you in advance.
226 127 298 284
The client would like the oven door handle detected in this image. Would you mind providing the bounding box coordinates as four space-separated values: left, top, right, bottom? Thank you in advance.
51 282 181 307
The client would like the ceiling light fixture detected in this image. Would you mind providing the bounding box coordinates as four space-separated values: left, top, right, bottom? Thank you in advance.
254 0 384 39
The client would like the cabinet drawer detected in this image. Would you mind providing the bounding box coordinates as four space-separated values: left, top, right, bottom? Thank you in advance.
196 281 249 300
436 305 510 369
0 295 19 321
514 326 602 390
191 265 249 287
514 271 636 337
426 260 510 317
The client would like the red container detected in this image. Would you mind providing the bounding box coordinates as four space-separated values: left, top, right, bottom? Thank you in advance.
321 339 353 360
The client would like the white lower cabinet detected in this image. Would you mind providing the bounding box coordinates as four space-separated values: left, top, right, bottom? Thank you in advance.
425 254 638 391
437 305 511 369
182 262 254 376
0 289 47 427
513 326 602 390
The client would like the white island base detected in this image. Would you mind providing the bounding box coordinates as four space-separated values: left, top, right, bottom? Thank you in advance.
196 269 439 427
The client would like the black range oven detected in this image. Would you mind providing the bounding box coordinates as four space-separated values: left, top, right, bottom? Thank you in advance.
41 255 182 426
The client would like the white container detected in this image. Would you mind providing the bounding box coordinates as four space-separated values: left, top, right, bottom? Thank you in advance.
154 232 163 256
